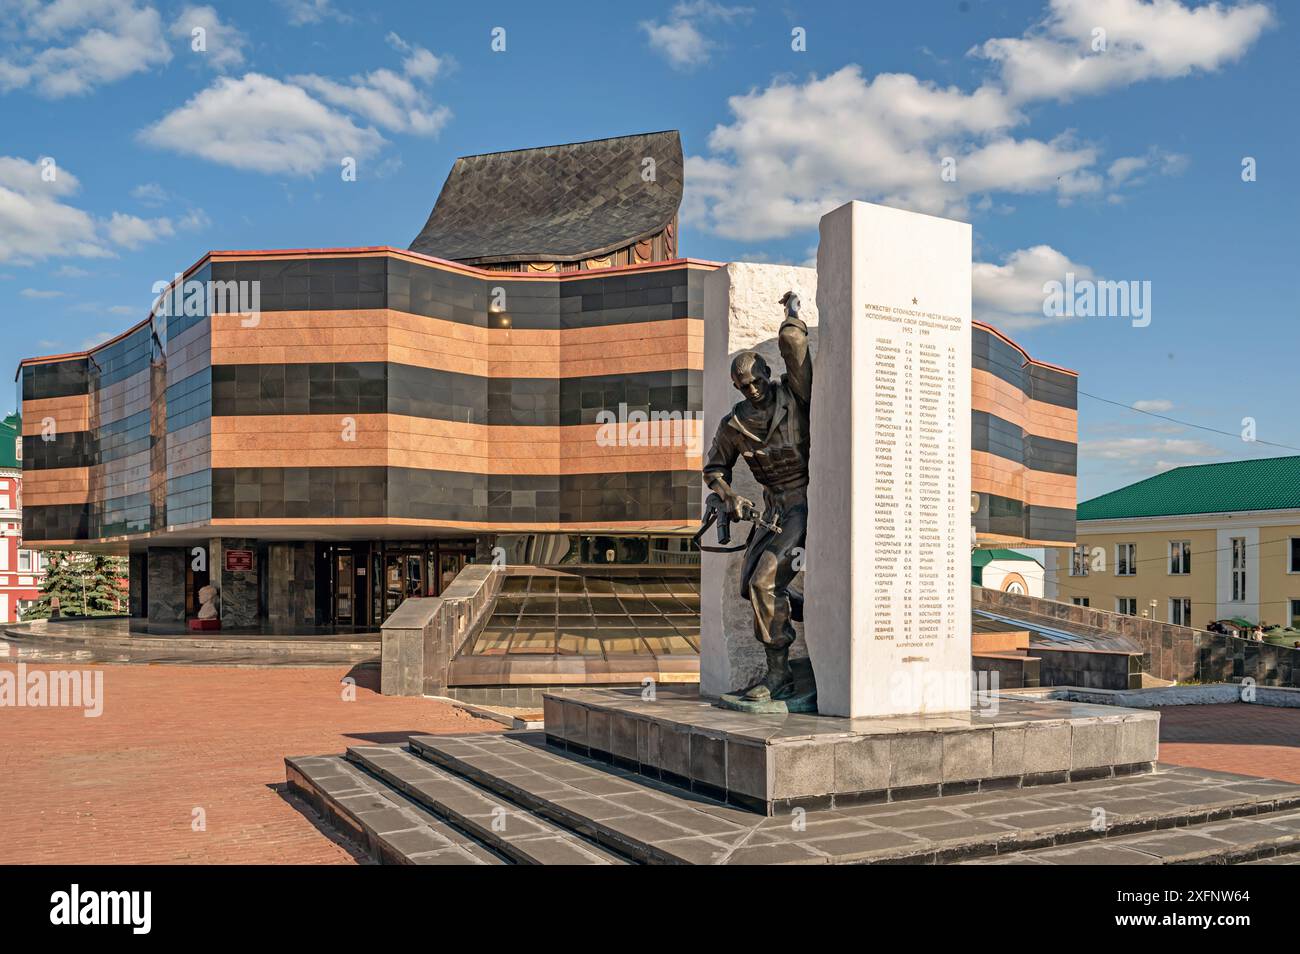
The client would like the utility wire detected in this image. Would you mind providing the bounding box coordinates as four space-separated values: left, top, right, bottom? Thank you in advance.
1077 389 1300 454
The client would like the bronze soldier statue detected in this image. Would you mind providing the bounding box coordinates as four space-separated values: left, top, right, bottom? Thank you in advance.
702 291 811 703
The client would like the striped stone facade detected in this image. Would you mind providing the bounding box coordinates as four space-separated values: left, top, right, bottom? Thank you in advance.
970 322 1077 547
19 250 1074 551
19 249 708 546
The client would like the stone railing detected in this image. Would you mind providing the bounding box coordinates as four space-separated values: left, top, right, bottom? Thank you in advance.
973 586 1300 688
381 564 505 696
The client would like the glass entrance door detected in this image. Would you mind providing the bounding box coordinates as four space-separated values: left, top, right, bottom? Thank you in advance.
335 552 355 624
384 553 404 618
435 549 475 594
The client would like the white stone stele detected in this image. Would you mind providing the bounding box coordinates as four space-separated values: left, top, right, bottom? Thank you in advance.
699 262 818 700
807 200 972 718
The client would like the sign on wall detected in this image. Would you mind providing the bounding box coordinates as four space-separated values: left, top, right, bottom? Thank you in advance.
224 549 254 572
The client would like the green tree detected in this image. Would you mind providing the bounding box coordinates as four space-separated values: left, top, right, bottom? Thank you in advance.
22 552 128 620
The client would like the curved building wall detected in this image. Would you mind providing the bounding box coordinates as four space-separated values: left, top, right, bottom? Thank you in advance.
20 250 708 545
970 322 1077 546
18 252 1074 549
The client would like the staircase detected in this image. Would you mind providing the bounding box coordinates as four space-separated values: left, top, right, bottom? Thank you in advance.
287 730 1300 865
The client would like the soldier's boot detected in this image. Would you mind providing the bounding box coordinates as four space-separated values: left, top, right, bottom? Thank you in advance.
742 646 795 702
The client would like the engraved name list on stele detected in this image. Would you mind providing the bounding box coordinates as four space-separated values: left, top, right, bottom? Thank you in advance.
862 301 964 653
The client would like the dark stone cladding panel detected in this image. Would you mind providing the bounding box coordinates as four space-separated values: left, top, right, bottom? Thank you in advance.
23 486 197 541
22 357 89 401
22 431 94 470
210 467 701 525
22 419 153 471
973 491 1075 544
210 362 702 428
23 503 91 541
972 325 1076 410
165 367 212 433
90 324 153 389
208 256 705 331
972 410 1077 477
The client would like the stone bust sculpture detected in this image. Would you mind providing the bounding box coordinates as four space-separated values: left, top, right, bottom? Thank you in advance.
197 584 219 620
702 291 812 705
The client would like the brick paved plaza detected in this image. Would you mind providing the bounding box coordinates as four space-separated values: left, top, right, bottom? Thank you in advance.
2 659 1298 865
0 662 499 864
1156 703 1300 784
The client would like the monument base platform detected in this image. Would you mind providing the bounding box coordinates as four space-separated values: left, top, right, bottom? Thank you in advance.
717 657 818 714
543 688 1159 815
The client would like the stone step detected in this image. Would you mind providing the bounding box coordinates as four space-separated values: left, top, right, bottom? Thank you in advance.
962 809 1300 864
407 731 1300 865
345 744 628 865
284 755 504 865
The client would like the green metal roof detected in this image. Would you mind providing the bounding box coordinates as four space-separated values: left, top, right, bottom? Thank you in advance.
0 413 18 469
1078 455 1300 521
971 548 1040 585
971 548 1040 567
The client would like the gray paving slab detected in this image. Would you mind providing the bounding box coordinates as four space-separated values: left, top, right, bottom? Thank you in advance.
345 744 626 865
285 755 505 865
405 731 1300 865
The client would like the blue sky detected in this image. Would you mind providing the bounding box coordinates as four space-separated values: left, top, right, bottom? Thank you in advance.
1 0 1296 500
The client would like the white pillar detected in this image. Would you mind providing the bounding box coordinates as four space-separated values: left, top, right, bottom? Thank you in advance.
807 201 972 717
699 262 818 699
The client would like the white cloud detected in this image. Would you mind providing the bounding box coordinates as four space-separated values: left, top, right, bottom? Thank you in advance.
385 32 444 82
974 0 1274 104
641 2 752 71
0 156 189 263
686 0 1272 239
170 4 249 72
107 304 136 314
1106 146 1189 190
289 69 449 136
1132 398 1174 412
0 156 108 263
685 67 1096 239
1083 436 1223 462
277 0 350 26
139 73 386 175
177 207 210 231
131 182 169 205
290 33 450 136
81 330 114 349
104 211 174 249
20 288 64 298
142 35 449 174
54 264 90 278
973 244 1098 330
0 0 172 98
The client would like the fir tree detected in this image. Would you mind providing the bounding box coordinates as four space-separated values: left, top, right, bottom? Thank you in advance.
22 552 128 620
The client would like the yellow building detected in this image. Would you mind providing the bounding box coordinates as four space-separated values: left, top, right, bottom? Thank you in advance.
1060 457 1300 630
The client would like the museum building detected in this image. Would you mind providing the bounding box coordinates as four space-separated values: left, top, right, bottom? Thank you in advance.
16 131 1077 688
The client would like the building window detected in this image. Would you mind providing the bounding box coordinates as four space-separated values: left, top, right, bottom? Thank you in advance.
1231 537 1247 602
1115 543 1136 576
1292 599 1300 630
1169 540 1191 575
1116 597 1137 616
1069 544 1089 577
1290 537 1300 574
17 549 32 572
1072 597 1090 607
1170 598 1192 627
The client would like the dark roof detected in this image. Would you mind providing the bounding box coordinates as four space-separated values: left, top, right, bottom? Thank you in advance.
1078 455 1300 520
0 413 18 469
409 131 684 265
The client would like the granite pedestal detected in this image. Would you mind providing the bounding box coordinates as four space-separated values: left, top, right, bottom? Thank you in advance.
543 687 1159 815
